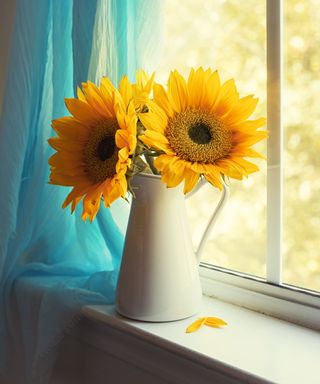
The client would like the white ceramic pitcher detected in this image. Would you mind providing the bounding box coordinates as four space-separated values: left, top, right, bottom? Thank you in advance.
115 173 229 322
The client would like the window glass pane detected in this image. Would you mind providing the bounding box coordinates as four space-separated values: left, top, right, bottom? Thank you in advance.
283 0 320 292
157 0 267 277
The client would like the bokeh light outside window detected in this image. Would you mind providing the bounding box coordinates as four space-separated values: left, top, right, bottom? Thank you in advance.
157 0 320 292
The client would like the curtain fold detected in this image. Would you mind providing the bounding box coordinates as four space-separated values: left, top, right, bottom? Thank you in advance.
0 0 163 383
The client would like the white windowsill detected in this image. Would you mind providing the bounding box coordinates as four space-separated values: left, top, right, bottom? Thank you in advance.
82 294 320 384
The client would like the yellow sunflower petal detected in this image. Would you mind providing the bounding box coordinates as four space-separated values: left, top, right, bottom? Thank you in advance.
82 196 101 222
116 174 128 196
231 146 266 159
154 155 186 176
135 69 153 91
100 76 114 97
70 195 82 213
188 67 220 110
153 83 175 117
116 129 136 151
81 81 113 118
64 98 98 124
216 164 243 180
233 131 268 147
204 317 228 328
49 173 89 187
132 70 155 110
103 179 123 207
102 174 127 207
232 117 267 133
140 130 172 153
183 166 200 194
57 185 88 213
48 137 84 152
161 158 186 188
100 180 112 207
116 149 130 167
81 184 105 222
139 107 167 134
77 86 86 101
50 174 90 190
219 157 259 177
51 117 89 140
119 75 133 107
152 154 173 172
187 67 205 108
50 167 87 182
186 318 207 333
212 78 239 117
186 316 227 333
114 101 127 131
48 152 83 170
167 70 189 113
63 186 87 210
81 204 95 222
205 69 221 108
142 100 168 132
125 112 138 137
190 162 208 174
50 164 86 179
234 157 260 174
223 95 258 124
245 148 266 159
204 169 223 190
99 78 120 117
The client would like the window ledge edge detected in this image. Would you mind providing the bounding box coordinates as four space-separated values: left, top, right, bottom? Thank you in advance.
78 294 320 384
200 264 320 330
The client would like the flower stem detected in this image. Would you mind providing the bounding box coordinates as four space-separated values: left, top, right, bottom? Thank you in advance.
144 154 159 175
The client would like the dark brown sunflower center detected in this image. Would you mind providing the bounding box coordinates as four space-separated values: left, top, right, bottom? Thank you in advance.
166 109 232 163
97 136 115 161
84 119 119 183
188 123 212 144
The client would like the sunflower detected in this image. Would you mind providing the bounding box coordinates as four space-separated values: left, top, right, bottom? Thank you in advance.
139 68 267 193
48 75 140 222
130 70 155 111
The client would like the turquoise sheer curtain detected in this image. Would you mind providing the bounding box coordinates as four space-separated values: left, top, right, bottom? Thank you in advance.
0 0 162 383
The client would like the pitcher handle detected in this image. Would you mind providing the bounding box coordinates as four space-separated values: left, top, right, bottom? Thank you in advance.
186 176 230 263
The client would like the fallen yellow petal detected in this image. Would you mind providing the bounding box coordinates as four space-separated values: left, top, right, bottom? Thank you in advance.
204 317 228 328
186 318 207 333
186 317 227 333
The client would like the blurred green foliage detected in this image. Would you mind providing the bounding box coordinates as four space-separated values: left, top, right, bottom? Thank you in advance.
158 0 319 291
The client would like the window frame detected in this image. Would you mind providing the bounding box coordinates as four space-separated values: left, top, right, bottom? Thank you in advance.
199 0 320 330
266 0 283 285
200 263 320 330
